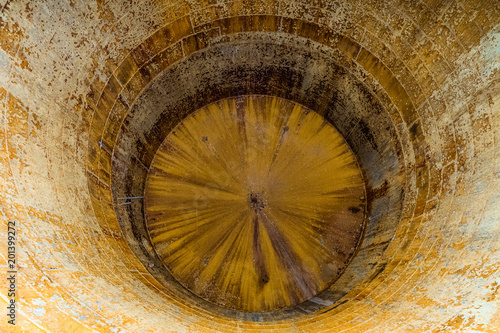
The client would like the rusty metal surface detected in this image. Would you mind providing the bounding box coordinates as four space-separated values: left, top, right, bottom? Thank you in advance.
144 95 366 312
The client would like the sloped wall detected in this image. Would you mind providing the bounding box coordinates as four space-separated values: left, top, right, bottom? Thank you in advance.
0 1 499 332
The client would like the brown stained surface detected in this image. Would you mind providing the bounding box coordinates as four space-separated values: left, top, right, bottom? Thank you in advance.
145 96 365 312
0 0 499 332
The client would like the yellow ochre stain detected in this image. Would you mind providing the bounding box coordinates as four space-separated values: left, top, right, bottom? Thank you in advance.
145 95 365 312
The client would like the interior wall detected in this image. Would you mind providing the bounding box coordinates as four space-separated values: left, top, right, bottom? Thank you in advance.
0 0 499 332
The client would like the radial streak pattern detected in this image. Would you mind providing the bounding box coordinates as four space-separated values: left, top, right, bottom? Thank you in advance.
145 95 365 312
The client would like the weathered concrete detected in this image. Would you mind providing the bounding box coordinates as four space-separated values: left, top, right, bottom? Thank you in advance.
0 0 499 332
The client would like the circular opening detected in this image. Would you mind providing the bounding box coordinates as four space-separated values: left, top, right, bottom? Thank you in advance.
144 95 366 312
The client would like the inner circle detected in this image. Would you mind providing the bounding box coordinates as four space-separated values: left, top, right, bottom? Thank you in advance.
144 95 366 312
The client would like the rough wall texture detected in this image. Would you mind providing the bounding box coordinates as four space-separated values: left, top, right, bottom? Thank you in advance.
0 0 499 332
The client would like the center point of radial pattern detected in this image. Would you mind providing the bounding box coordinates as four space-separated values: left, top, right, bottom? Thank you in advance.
144 95 366 312
249 192 266 210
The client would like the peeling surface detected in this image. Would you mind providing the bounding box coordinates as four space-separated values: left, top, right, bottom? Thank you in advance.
0 0 499 332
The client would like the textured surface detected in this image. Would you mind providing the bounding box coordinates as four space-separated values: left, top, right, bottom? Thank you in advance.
145 96 365 312
0 0 499 332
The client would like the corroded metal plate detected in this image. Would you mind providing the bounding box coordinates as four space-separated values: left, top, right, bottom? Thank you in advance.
144 95 365 312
